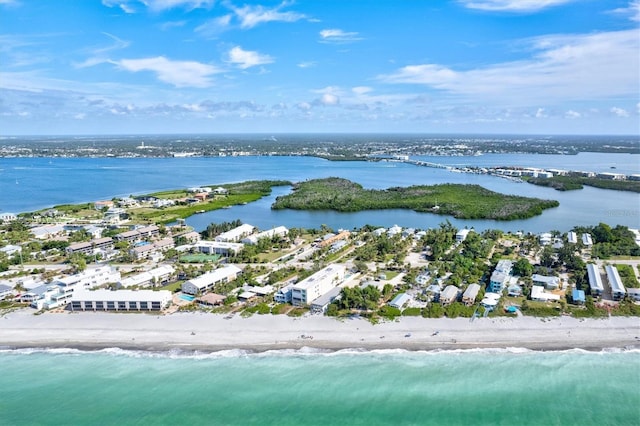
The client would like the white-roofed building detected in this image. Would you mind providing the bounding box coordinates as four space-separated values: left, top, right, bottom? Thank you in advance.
0 244 22 256
532 274 561 290
605 265 626 301
586 263 604 296
195 241 244 257
0 284 13 300
582 233 593 246
242 226 288 245
627 288 640 302
0 213 17 222
389 293 411 309
440 285 459 306
456 229 473 242
311 287 343 313
119 265 175 288
291 264 345 306
215 224 256 242
530 285 560 302
481 292 501 311
181 265 242 295
70 289 172 312
567 231 578 244
462 284 480 306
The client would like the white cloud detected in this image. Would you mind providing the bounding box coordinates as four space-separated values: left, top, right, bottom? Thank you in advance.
101 0 137 13
459 0 576 12
352 86 372 95
0 0 19 5
115 56 221 87
565 110 581 119
297 61 317 68
610 107 630 117
102 0 213 13
230 1 305 29
535 107 546 118
319 28 362 43
610 0 640 22
227 46 274 69
319 93 339 106
195 15 233 36
75 32 130 68
380 29 639 105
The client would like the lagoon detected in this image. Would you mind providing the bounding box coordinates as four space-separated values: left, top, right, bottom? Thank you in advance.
1 153 638 233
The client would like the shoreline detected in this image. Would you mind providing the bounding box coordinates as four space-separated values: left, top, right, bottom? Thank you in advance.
1 310 638 354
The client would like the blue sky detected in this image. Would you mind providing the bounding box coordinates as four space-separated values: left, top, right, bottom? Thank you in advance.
1 0 639 135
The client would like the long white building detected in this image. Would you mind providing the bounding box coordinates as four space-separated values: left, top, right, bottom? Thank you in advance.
242 226 289 245
118 265 175 288
605 265 626 301
215 224 255 242
291 264 345 306
181 265 242 295
195 241 244 257
586 263 604 296
71 289 172 311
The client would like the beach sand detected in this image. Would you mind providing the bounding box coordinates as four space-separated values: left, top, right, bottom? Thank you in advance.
1 309 639 352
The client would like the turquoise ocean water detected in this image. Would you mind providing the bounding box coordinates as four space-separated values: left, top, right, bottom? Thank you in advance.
1 348 638 425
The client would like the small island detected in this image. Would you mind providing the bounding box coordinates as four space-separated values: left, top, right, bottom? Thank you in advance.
525 176 640 193
272 177 559 220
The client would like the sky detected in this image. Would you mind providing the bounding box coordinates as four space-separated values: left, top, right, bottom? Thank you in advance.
0 0 639 135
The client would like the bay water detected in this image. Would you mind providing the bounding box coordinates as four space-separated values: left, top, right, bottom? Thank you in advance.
1 153 638 233
0 348 638 426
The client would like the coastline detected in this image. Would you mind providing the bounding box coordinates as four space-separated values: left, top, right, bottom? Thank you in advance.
1 310 638 353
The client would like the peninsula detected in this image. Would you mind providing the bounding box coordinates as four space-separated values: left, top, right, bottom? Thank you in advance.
271 177 559 220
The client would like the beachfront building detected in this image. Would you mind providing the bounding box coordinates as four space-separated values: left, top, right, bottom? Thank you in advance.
0 212 17 222
118 265 175 288
440 285 460 306
70 289 172 312
507 284 523 297
181 265 242 295
586 263 604 297
530 285 560 302
54 266 121 293
389 293 411 309
0 284 13 300
532 274 561 290
274 284 294 304
627 288 640 302
572 289 586 305
481 292 501 311
242 226 289 245
215 224 255 242
291 264 346 306
311 287 343 313
462 284 480 306
605 265 626 301
195 241 244 257
488 260 513 293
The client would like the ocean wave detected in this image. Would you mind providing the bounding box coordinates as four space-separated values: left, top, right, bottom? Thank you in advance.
1 345 638 359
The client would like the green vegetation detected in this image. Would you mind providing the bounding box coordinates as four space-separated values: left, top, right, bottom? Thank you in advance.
135 180 291 224
614 264 640 288
272 177 559 220
526 176 640 193
574 223 640 258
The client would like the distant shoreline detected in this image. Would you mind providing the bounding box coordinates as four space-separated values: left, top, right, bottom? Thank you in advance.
2 310 638 353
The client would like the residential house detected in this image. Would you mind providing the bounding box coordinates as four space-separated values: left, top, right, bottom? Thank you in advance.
462 284 480 306
586 263 604 296
389 293 411 309
440 285 459 306
532 274 561 290
605 265 626 301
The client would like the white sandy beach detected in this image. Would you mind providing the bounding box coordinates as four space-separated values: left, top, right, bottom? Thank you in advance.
1 310 639 352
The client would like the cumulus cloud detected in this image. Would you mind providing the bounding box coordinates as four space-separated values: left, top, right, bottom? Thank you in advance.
610 107 629 117
565 110 581 119
229 1 305 29
459 0 576 12
380 29 640 105
535 107 547 118
352 86 372 95
319 29 362 43
227 46 274 69
114 56 221 87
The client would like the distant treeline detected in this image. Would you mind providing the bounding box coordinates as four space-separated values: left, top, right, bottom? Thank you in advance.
526 176 640 193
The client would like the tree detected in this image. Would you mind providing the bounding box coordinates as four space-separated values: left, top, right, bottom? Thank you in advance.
512 258 533 277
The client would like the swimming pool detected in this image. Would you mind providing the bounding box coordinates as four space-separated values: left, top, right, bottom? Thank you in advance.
179 294 195 302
